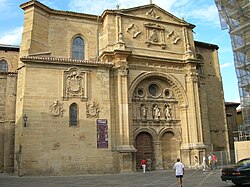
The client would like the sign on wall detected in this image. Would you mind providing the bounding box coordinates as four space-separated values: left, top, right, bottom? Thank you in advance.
97 119 108 148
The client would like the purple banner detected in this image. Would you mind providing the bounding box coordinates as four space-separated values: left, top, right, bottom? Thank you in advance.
97 119 108 148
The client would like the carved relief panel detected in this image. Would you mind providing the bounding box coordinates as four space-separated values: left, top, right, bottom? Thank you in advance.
49 100 64 117
132 77 179 124
86 101 100 118
62 67 87 101
144 23 166 49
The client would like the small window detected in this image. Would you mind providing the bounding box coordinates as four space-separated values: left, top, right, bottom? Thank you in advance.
72 36 84 60
0 60 8 72
69 103 78 126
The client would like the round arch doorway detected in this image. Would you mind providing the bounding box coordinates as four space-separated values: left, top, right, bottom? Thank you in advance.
135 132 153 170
162 131 179 169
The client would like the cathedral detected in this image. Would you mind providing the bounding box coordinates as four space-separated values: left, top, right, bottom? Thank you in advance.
0 0 229 175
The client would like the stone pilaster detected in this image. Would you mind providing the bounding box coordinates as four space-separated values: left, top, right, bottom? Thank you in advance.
114 50 135 172
183 62 205 149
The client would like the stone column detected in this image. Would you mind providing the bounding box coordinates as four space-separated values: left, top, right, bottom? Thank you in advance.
153 140 163 170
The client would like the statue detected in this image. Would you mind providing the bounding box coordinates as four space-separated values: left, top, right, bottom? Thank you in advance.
153 104 160 120
140 104 147 120
164 105 172 120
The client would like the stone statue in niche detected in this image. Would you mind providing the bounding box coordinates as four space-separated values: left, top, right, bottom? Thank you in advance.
164 104 172 120
149 29 159 43
140 104 148 120
86 101 100 118
152 104 160 120
49 100 64 117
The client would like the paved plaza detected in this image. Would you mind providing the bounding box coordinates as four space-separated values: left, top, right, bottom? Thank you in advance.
0 169 248 187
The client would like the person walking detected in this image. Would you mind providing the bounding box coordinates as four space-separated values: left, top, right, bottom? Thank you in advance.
202 155 208 172
194 156 199 170
207 154 212 169
141 158 147 174
211 154 218 170
146 157 152 171
173 158 184 187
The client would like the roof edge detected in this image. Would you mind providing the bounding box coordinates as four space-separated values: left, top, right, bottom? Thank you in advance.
195 41 219 50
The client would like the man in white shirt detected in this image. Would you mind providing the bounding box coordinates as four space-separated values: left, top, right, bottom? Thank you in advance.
173 158 185 187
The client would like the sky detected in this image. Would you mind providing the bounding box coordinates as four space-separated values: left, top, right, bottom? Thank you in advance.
0 0 240 103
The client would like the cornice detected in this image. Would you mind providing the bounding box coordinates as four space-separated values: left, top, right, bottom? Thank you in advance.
20 56 114 67
20 0 98 21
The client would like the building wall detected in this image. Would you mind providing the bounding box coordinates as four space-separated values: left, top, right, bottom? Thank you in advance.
196 46 229 151
234 141 250 162
0 1 230 175
0 48 19 172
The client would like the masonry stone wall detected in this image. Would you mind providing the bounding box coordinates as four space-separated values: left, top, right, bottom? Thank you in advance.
234 141 250 162
0 0 231 175
0 48 18 173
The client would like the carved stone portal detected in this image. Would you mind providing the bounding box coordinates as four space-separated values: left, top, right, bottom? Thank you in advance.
86 101 100 118
62 68 87 101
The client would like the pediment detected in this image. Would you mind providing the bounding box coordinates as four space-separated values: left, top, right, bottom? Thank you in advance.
119 4 193 27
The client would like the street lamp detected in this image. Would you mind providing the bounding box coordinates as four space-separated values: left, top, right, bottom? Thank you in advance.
23 114 28 127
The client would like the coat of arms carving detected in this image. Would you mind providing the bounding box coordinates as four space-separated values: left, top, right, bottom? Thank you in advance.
62 68 87 101
49 100 64 117
86 101 100 118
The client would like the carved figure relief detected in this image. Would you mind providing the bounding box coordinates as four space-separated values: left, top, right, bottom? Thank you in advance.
49 100 64 117
86 101 100 118
149 29 159 43
63 68 87 101
144 23 166 49
152 104 161 120
146 9 161 19
164 104 172 120
140 104 148 120
127 23 141 38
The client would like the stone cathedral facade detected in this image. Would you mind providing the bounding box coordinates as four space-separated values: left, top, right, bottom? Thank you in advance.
0 0 229 175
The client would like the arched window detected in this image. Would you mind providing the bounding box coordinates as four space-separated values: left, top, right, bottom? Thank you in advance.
69 103 78 126
72 36 84 60
0 59 8 72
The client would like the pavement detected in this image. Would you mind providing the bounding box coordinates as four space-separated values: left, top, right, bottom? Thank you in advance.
0 169 246 187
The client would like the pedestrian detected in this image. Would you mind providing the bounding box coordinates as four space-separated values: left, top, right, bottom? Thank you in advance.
207 153 212 169
194 156 199 170
146 157 152 171
173 158 184 187
202 155 208 172
141 158 147 173
211 154 218 170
